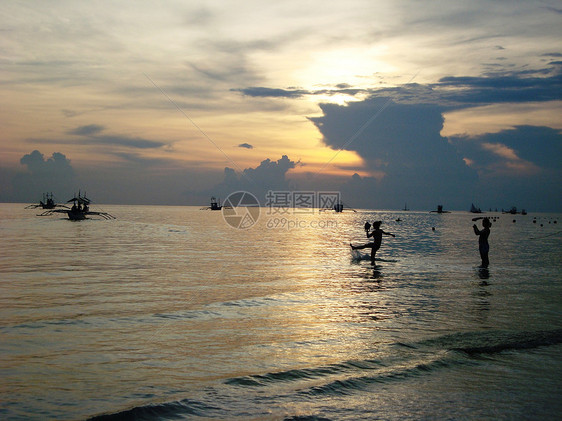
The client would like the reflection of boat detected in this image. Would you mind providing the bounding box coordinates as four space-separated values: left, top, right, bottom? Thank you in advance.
201 197 223 210
38 192 115 220
25 192 69 210
430 205 450 214
470 203 482 213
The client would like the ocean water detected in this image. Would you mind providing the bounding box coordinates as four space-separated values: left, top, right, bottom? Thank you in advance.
1 203 561 420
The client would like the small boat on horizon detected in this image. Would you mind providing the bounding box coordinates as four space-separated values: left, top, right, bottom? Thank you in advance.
201 197 223 210
502 206 526 215
319 200 356 213
430 205 450 214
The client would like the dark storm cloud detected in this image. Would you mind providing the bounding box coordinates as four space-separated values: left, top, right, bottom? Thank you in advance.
452 125 562 171
9 150 77 202
449 126 562 211
20 150 75 175
310 97 478 210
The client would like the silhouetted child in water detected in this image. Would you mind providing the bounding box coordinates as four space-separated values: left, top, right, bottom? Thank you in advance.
473 217 491 267
351 221 395 265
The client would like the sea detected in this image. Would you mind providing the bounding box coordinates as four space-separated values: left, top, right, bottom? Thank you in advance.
1 202 561 420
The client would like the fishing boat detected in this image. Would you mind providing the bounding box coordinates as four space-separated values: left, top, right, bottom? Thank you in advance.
25 192 68 210
502 206 527 215
430 205 450 214
201 197 223 210
319 200 356 213
38 192 115 220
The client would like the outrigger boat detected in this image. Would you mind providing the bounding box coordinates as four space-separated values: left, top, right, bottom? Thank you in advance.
38 192 115 220
25 192 68 210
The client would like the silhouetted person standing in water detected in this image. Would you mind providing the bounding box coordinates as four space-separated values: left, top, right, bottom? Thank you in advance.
351 221 395 265
473 217 491 267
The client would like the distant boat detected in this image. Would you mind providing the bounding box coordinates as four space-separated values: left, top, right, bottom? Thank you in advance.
403 203 409 211
25 192 68 210
430 205 450 214
502 206 525 215
470 203 482 213
319 200 356 213
38 191 115 220
201 197 222 210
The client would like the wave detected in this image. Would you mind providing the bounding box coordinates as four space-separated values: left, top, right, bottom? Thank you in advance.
420 328 562 356
88 398 221 421
89 329 562 419
225 359 385 387
226 328 562 396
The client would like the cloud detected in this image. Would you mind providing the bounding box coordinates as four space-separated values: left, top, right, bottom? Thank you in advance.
20 150 75 176
451 125 562 178
87 135 167 149
233 66 562 111
435 70 562 106
204 155 298 202
233 87 310 98
309 94 561 210
67 124 105 136
10 150 77 202
69 124 168 149
232 85 367 99
309 95 479 209
238 143 254 149
30 124 169 150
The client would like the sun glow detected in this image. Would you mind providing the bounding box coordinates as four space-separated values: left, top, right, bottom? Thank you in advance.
296 46 391 89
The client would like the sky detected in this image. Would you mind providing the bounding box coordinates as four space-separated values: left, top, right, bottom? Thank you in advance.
1 0 561 211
